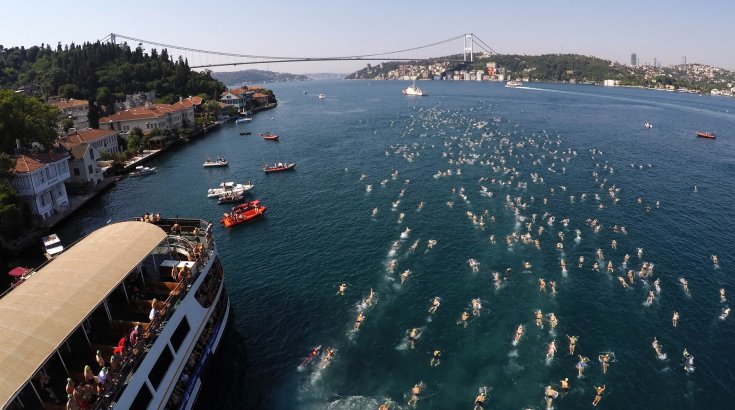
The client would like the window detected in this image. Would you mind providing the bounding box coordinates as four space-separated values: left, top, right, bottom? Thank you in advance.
148 345 174 390
73 168 80 176
130 383 153 410
170 317 190 352
88 164 93 174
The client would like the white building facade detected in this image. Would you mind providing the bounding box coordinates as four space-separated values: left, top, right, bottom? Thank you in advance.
11 154 71 225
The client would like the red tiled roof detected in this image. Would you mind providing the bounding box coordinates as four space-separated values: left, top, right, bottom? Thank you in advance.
252 93 268 98
99 103 188 124
50 99 88 109
58 129 117 149
171 96 201 110
12 152 69 174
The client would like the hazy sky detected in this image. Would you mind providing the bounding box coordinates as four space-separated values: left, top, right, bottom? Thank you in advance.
2 0 734 74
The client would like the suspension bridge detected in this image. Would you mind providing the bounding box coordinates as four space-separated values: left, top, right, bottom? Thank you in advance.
99 33 497 69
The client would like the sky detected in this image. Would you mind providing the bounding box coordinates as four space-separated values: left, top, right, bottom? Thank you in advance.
2 0 734 74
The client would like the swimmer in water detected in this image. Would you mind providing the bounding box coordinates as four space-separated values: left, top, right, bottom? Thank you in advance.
513 324 524 345
474 388 487 410
652 337 665 358
539 278 547 292
645 291 655 305
320 347 336 368
637 247 643 258
592 385 606 407
337 283 347 295
378 400 392 410
353 312 364 331
653 278 661 293
627 270 634 284
679 277 689 293
549 313 558 330
617 276 629 288
430 350 441 367
407 328 420 349
599 353 611 374
471 298 482 316
428 297 441 314
546 340 557 360
560 378 570 396
302 345 321 366
407 382 424 407
400 269 411 284
721 288 727 303
576 356 590 377
549 280 557 294
568 335 578 355
672 311 679 327
536 309 544 327
607 261 614 273
459 310 470 328
593 262 599 272
720 307 731 320
578 255 585 267
545 385 559 409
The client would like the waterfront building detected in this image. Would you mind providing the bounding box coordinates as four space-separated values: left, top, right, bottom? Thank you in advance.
220 87 254 114
67 143 105 187
0 219 230 409
99 103 193 134
172 96 203 125
58 128 121 155
631 52 637 66
10 152 71 226
49 98 89 130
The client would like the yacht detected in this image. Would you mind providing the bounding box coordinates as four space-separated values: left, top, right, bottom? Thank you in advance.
0 218 230 410
207 181 254 198
403 81 425 96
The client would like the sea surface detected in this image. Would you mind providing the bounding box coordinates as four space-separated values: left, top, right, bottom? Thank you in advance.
57 80 735 409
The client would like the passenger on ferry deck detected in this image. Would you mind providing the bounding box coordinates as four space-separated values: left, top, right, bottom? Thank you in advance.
65 378 75 395
83 365 95 384
129 325 142 345
149 299 160 321
95 350 105 369
66 393 79 410
172 222 181 234
113 337 127 356
109 353 120 372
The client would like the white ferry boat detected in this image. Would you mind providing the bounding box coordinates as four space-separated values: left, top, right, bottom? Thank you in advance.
403 81 425 96
207 181 254 198
0 218 230 410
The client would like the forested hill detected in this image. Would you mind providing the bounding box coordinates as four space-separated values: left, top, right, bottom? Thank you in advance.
212 70 310 86
0 41 225 125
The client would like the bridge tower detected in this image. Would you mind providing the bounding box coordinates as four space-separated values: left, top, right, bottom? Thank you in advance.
463 34 474 62
110 33 116 45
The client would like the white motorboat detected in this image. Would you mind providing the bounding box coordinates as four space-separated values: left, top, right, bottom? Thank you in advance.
319 93 326 99
42 234 63 259
203 156 229 167
129 165 157 177
207 181 254 198
235 117 252 124
505 80 523 88
403 81 425 96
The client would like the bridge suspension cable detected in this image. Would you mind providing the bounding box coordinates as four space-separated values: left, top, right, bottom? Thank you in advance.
104 33 497 69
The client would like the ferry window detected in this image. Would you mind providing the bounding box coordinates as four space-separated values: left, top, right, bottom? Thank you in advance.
148 345 174 390
170 316 191 352
130 383 153 410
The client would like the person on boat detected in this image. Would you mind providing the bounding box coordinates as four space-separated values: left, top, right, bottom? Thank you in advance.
407 382 423 407
672 311 679 327
354 312 364 331
428 297 441 314
83 365 95 385
95 350 105 369
149 298 160 321
513 324 524 345
430 350 441 367
129 324 141 345
592 385 606 406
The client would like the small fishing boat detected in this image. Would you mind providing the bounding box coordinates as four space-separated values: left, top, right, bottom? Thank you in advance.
263 162 296 173
403 81 425 96
240 131 252 136
220 202 267 228
696 131 716 139
7 266 31 287
644 122 653 129
235 117 252 124
207 181 254 198
231 199 261 213
42 234 64 259
261 133 279 141
319 93 326 99
203 156 228 167
129 165 157 177
505 80 523 88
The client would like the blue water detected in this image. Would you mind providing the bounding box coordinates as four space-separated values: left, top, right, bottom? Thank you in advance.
58 81 735 409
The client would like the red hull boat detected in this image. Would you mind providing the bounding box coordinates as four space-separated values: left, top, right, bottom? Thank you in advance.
696 131 716 139
220 203 266 228
263 163 296 173
261 133 279 141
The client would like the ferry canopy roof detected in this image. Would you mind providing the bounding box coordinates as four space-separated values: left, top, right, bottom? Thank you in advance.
0 221 167 406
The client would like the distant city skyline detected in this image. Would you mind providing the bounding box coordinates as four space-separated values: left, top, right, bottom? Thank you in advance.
2 0 734 74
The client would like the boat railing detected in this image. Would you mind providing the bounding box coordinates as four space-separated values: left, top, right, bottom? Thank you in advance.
94 239 213 408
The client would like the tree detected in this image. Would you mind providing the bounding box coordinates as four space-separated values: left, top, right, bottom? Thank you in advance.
0 89 59 153
0 153 21 238
125 127 145 153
